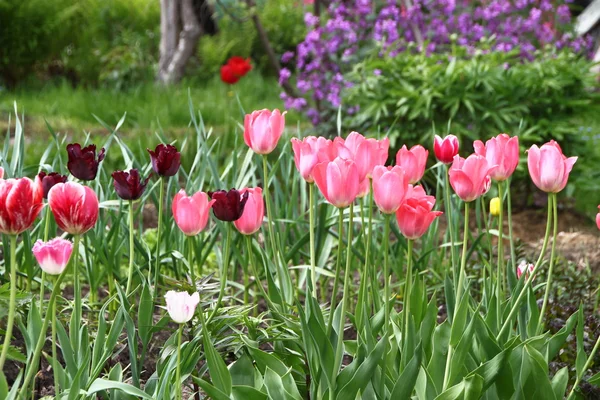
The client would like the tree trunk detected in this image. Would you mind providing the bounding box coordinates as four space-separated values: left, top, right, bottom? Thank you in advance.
157 0 202 84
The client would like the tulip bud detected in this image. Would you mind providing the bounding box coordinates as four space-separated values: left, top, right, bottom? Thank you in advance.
312 157 360 208
490 197 501 217
517 260 535 280
395 144 428 184
48 182 99 235
244 109 286 155
208 189 249 222
233 187 264 235
433 135 459 164
164 290 200 324
172 190 215 236
448 154 497 202
112 169 150 201
527 140 577 194
32 238 73 275
148 144 181 177
372 165 409 214
66 143 105 181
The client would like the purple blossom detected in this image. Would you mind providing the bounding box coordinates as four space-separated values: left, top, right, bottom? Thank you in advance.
281 51 295 64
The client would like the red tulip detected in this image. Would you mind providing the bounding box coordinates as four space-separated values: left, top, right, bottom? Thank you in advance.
335 132 389 180
395 144 428 184
527 140 577 193
312 157 360 208
32 238 73 275
473 134 519 181
291 136 336 182
0 177 44 235
233 187 264 235
220 65 240 84
220 56 252 85
244 109 286 154
148 144 181 177
48 182 99 235
66 143 105 181
448 154 496 202
395 195 442 240
208 189 249 222
112 169 150 201
37 172 68 199
172 190 215 236
372 165 409 214
433 135 459 164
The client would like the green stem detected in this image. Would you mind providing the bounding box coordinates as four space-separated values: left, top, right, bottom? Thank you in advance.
442 201 470 391
327 209 345 336
246 236 278 311
126 200 135 295
366 184 379 312
536 193 557 334
71 235 81 352
0 235 18 372
497 194 553 340
497 181 504 327
52 297 59 394
175 323 184 400
379 215 392 397
403 239 414 361
39 206 52 310
309 182 316 298
188 236 195 289
206 225 232 325
567 331 600 400
331 202 354 399
242 239 249 306
444 165 458 286
19 268 69 397
152 177 165 295
506 180 517 291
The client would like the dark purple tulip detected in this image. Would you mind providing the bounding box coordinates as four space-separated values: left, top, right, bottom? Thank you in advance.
112 169 150 201
67 143 105 181
208 189 249 222
37 172 68 199
147 144 181 177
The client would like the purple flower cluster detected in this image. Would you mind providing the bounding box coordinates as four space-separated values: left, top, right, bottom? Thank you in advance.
280 0 593 126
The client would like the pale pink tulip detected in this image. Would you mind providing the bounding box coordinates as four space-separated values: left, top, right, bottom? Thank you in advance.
291 136 336 182
372 166 409 214
334 132 389 180
434 135 459 164
473 134 519 181
395 196 442 239
48 182 99 235
172 190 215 236
395 144 428 184
516 260 535 280
448 154 496 202
234 187 264 235
164 290 200 324
527 140 577 193
32 238 73 275
244 109 286 154
312 157 360 208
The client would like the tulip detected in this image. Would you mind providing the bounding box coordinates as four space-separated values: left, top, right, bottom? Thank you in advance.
527 140 577 193
312 157 360 208
234 188 264 235
597 205 600 230
220 56 252 84
396 196 443 240
0 167 4 179
0 177 44 235
164 290 200 324
32 238 73 275
448 154 496 202
172 190 215 236
209 189 249 222
147 144 181 177
473 134 519 181
372 165 409 214
516 260 535 280
244 109 286 155
290 136 336 182
112 169 150 201
395 144 428 184
48 182 99 235
37 172 68 199
490 197 501 217
433 135 459 164
335 132 389 180
66 143 105 181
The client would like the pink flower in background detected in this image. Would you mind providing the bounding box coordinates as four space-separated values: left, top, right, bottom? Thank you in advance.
172 190 215 236
48 182 99 235
596 205 599 230
473 134 519 181
448 154 496 202
244 109 286 154
396 196 442 240
517 260 535 280
164 290 200 324
32 238 73 275
527 140 577 193
372 165 409 214
233 187 264 235
396 144 428 184
291 136 336 182
433 135 459 164
312 157 360 208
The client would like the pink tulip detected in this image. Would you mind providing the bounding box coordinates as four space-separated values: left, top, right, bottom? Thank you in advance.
32 238 73 275
596 205 600 230
291 136 336 182
434 135 459 164
48 182 99 235
372 166 409 214
0 167 4 179
395 144 428 184
406 184 436 207
395 196 443 239
0 177 44 235
312 157 360 208
473 134 519 181
172 190 215 236
164 290 200 324
527 140 577 193
244 109 286 154
448 154 496 202
234 187 264 235
334 132 389 180
516 260 535 280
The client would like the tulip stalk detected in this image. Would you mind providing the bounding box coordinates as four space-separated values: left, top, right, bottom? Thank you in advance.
188 236 196 289
403 239 414 364
331 202 354 399
496 181 505 327
206 224 232 325
537 193 557 334
39 206 53 310
0 235 18 372
443 164 458 285
71 235 81 350
379 214 392 397
327 209 345 335
308 182 317 298
126 200 135 295
506 180 517 289
175 323 184 400
153 177 166 295
567 331 600 400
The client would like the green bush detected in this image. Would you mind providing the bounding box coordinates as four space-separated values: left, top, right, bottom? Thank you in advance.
346 44 600 155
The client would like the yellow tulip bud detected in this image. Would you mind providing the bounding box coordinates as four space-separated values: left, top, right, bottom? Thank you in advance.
490 197 501 217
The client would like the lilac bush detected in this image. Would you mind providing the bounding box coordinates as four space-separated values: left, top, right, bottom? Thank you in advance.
280 0 594 127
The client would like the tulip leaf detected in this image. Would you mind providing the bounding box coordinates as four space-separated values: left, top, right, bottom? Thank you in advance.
86 378 153 399
550 366 569 399
232 385 269 400
335 337 386 400
390 342 422 399
203 328 232 395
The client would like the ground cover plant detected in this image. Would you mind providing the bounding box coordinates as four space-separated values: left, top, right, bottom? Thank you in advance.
0 100 600 400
